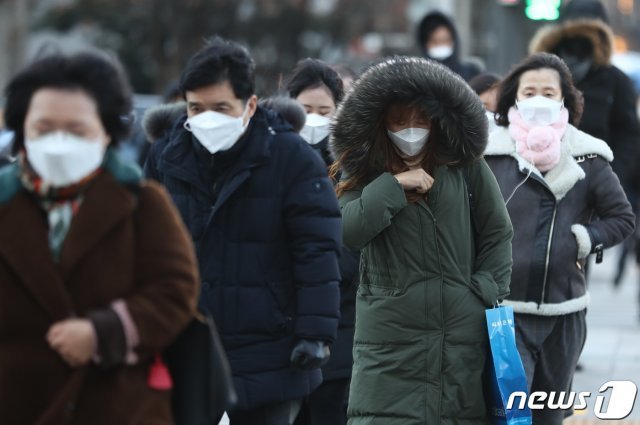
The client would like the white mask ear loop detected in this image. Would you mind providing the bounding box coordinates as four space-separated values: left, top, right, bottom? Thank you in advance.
505 166 533 206
240 101 252 128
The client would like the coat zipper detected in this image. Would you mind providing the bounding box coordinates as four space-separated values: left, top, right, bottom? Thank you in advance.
540 205 557 306
426 207 444 421
417 208 429 422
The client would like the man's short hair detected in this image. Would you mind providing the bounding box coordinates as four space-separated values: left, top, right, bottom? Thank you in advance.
179 36 256 102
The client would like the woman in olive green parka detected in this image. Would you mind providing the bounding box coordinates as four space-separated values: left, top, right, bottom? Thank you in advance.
329 57 513 425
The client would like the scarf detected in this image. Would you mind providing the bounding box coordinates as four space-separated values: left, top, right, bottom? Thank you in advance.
507 106 569 172
18 153 103 262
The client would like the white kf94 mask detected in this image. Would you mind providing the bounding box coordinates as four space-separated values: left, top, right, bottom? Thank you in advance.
387 127 430 156
25 131 106 187
516 96 564 126
300 113 331 145
184 106 250 154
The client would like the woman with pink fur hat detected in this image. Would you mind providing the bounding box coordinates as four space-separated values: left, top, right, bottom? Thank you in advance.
484 52 635 425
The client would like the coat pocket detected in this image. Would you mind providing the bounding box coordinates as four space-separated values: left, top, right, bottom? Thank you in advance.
357 283 402 297
354 283 420 345
234 284 290 336
468 271 499 307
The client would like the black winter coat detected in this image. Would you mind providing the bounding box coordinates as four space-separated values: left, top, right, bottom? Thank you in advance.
486 125 634 316
576 65 639 192
144 105 342 410
309 136 358 382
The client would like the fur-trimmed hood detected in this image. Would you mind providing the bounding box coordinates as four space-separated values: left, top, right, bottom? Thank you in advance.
329 56 487 178
529 19 614 67
142 102 187 143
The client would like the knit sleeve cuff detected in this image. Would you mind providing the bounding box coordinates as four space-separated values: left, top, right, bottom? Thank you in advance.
571 224 592 260
88 300 140 368
111 300 140 365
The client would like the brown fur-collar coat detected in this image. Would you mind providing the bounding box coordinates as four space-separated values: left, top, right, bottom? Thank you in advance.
0 165 198 425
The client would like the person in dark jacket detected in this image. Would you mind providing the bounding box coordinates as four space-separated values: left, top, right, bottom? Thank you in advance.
332 56 513 425
530 0 640 288
485 53 635 425
143 37 342 425
530 0 640 201
0 51 199 425
469 72 502 134
417 11 482 81
286 58 344 168
287 58 356 425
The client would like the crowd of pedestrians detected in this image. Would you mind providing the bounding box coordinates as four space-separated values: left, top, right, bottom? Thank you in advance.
0 1 637 424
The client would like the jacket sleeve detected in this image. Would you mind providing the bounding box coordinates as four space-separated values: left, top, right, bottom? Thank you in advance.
95 182 198 363
339 172 408 250
282 142 342 343
609 68 640 190
467 158 514 306
574 157 635 258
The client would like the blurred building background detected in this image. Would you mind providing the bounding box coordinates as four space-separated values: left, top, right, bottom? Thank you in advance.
0 0 639 97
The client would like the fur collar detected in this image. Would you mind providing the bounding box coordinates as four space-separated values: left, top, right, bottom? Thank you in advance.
142 102 187 143
486 125 613 201
329 56 487 178
529 19 614 67
142 103 293 144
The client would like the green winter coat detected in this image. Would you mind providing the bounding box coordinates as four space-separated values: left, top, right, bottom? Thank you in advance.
330 57 514 425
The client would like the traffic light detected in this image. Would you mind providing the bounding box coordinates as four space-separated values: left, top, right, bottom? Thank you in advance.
525 0 562 20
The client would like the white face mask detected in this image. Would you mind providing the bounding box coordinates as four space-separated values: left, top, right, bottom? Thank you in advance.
387 127 429 156
429 45 454 60
486 110 498 134
516 96 564 126
300 113 331 145
184 105 250 154
25 131 106 188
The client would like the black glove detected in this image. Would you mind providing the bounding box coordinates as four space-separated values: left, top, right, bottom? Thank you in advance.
290 339 331 370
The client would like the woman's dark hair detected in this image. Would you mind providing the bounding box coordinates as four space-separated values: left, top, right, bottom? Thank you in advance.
495 52 584 127
4 51 133 153
468 72 501 96
162 80 181 103
286 58 345 105
180 36 255 102
259 96 306 133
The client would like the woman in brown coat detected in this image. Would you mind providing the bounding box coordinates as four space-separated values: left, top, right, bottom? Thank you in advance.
0 52 199 424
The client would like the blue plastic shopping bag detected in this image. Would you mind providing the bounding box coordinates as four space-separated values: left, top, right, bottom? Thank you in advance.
485 305 532 425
